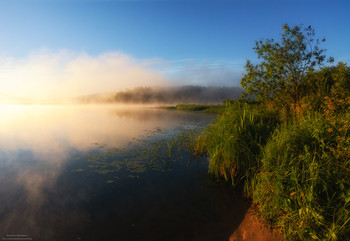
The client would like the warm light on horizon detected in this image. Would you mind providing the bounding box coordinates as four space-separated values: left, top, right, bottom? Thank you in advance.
0 49 169 103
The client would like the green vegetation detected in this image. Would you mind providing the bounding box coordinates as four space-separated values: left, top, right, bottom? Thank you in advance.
84 24 349 240
195 104 279 186
160 104 227 114
196 102 349 240
252 112 349 240
194 24 350 240
79 127 206 182
176 104 226 113
241 24 334 110
176 104 212 111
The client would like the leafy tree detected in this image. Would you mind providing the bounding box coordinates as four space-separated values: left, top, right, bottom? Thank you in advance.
329 62 350 98
241 24 334 107
303 62 350 112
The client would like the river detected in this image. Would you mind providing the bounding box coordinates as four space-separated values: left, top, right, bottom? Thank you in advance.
0 105 248 241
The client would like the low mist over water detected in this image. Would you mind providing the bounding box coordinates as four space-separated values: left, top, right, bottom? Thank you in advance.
76 86 243 105
0 105 245 241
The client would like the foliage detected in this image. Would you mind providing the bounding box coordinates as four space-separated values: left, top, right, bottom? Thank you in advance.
196 104 280 187
286 62 350 120
252 113 350 240
196 23 350 241
241 24 334 108
195 95 349 239
175 104 226 113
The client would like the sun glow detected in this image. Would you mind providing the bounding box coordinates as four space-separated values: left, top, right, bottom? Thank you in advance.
0 50 168 104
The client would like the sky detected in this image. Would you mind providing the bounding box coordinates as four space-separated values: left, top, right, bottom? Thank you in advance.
0 0 349 101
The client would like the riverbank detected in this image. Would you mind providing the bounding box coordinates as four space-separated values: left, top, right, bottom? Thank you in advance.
229 207 283 241
192 102 349 240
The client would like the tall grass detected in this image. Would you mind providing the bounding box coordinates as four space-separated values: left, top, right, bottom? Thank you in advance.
195 104 279 187
252 113 350 240
196 102 350 240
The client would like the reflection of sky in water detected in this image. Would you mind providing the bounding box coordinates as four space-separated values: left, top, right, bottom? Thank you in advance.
0 105 245 241
0 105 213 152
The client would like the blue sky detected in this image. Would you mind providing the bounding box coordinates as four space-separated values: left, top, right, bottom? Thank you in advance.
0 0 349 99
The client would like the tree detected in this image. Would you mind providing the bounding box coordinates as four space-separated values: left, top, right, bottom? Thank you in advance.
241 24 334 107
301 62 350 112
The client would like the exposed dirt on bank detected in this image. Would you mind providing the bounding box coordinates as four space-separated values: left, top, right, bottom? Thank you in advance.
229 207 283 241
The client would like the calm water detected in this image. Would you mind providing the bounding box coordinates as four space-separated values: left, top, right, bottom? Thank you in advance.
0 105 248 241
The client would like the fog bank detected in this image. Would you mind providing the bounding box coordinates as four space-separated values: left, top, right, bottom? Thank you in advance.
76 86 244 105
0 49 168 103
0 49 243 104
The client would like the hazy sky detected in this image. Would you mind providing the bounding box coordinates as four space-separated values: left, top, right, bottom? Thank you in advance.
0 0 349 100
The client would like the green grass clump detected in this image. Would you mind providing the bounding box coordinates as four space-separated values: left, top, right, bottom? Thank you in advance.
196 104 279 187
159 104 226 114
252 113 350 240
176 104 210 111
175 104 226 113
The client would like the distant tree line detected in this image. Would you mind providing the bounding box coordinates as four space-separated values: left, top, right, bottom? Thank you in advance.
77 86 243 104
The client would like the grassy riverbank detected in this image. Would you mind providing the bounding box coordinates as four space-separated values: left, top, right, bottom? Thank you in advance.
194 102 350 240
177 24 350 240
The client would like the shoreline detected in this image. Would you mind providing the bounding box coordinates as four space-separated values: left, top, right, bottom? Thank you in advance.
229 207 283 241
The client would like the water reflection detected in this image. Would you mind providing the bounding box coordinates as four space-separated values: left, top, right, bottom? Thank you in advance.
0 105 246 241
0 105 209 152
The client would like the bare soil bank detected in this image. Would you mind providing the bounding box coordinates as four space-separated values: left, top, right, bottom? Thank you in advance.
229 207 283 241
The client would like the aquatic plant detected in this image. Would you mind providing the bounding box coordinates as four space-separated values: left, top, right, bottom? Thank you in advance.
79 125 208 183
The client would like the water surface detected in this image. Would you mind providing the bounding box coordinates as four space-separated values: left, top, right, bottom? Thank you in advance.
0 105 247 241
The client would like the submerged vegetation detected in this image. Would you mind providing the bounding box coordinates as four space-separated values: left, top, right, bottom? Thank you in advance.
194 25 350 240
78 126 207 182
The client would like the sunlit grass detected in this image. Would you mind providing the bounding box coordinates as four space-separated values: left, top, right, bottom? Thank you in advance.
195 103 279 187
252 112 350 240
195 102 350 240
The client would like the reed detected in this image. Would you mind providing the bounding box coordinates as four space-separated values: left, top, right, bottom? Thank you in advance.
196 103 279 187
